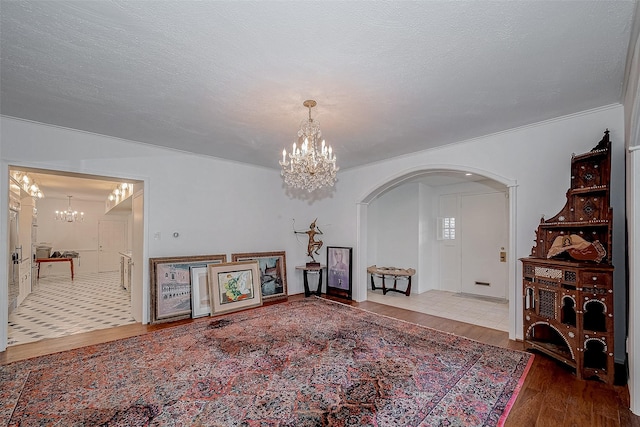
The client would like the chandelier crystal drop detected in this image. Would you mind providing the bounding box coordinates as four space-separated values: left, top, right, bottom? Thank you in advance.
279 100 339 192
55 196 84 222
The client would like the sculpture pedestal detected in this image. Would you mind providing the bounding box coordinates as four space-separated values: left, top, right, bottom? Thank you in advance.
296 265 325 297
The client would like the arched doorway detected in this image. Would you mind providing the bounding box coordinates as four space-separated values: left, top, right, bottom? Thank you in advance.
355 165 518 339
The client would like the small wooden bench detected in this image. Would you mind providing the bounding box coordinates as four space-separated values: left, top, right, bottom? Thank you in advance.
367 265 416 296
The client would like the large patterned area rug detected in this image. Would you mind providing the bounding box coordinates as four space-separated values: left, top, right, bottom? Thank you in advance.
1 298 532 426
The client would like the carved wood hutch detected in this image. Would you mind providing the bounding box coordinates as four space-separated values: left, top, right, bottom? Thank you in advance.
521 130 615 384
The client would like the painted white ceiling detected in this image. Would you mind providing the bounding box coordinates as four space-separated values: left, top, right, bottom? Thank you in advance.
0 1 636 173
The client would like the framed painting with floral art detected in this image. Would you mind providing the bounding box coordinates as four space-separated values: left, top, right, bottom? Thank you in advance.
208 261 263 315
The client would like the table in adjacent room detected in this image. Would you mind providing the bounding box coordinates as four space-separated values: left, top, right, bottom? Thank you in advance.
36 258 74 280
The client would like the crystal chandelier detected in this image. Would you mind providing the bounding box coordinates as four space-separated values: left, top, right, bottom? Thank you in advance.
280 100 338 192
55 196 84 222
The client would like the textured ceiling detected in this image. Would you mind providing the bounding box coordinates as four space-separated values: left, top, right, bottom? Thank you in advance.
0 1 636 171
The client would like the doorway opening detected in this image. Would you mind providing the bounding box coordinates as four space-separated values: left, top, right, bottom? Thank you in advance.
356 166 517 338
6 166 144 347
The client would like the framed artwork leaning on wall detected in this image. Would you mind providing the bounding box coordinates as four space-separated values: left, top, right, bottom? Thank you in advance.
231 251 288 300
190 266 210 318
208 261 263 315
149 254 227 323
326 246 353 300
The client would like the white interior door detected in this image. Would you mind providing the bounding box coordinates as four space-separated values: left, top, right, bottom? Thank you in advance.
98 220 126 272
8 209 19 308
131 190 143 322
460 192 508 299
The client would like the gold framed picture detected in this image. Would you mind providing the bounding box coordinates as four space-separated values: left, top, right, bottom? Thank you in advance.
208 261 263 315
149 254 226 323
231 251 287 300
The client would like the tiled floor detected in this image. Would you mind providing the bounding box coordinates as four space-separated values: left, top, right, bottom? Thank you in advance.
367 288 509 332
7 271 136 346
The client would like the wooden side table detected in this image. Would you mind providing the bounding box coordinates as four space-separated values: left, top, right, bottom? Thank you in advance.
36 257 74 280
367 265 416 296
295 265 326 297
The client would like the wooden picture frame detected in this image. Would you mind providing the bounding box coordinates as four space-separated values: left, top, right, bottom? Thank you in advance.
208 261 263 315
326 246 353 299
231 251 288 300
150 254 226 323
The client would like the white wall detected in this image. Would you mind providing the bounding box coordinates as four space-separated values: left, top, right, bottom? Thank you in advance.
418 183 435 293
34 197 128 276
366 196 378 268
629 149 640 414
368 183 420 285
624 1 640 414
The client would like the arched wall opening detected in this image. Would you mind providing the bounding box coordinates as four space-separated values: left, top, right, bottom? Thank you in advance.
355 165 518 339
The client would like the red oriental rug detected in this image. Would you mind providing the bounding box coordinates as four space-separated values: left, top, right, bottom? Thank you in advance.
1 298 532 426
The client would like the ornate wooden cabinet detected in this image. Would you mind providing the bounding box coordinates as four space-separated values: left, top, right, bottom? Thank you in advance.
521 130 615 384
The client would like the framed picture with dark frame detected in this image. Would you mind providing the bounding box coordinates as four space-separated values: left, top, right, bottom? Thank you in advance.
150 254 227 323
231 251 288 300
326 246 353 299
208 261 263 315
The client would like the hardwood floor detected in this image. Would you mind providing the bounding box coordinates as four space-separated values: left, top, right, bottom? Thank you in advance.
2 295 639 426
